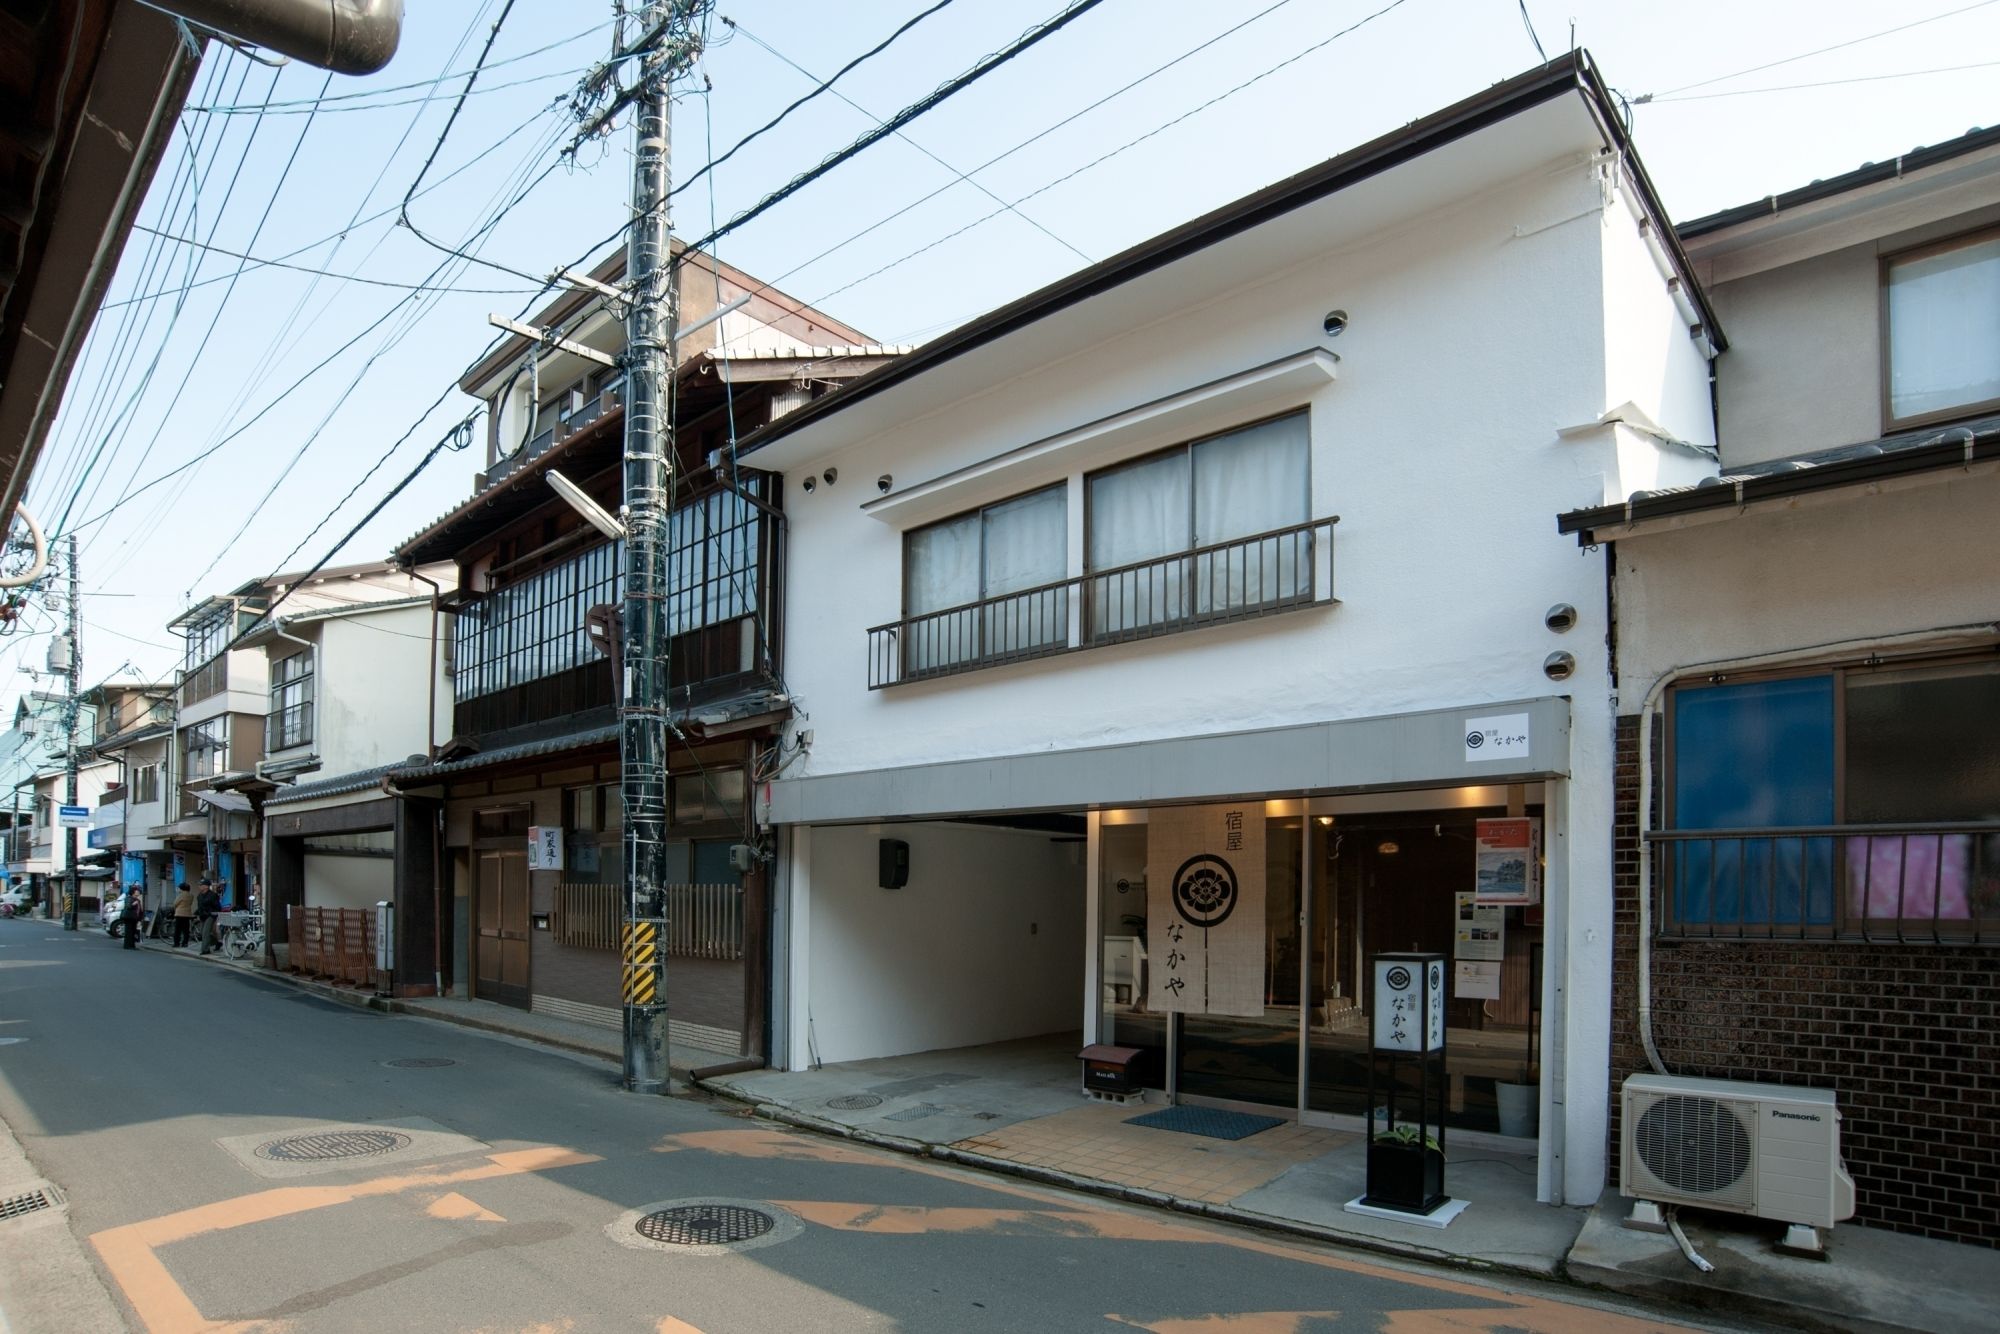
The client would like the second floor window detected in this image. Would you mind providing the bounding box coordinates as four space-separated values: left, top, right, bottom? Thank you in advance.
904 486 1067 672
184 718 229 780
131 764 160 805
1086 411 1310 638
1884 227 2000 428
269 652 313 750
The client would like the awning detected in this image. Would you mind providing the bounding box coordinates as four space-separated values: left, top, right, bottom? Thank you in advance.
148 816 207 840
195 790 253 814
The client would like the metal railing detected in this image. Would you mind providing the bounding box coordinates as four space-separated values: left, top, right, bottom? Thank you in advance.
482 379 627 491
664 882 743 960
867 517 1336 688
1649 822 2000 944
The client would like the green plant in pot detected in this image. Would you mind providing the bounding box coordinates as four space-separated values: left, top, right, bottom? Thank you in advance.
1365 1122 1446 1212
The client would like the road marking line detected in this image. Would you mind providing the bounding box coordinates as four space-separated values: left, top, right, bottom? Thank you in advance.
90 1147 597 1333
425 1191 506 1223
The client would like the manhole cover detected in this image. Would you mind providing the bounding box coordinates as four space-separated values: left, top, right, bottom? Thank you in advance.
255 1130 412 1162
636 1204 775 1246
387 1057 457 1068
827 1093 882 1110
1 1187 60 1221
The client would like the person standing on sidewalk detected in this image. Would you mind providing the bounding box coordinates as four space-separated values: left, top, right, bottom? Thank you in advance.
171 881 195 948
196 880 222 955
120 885 142 950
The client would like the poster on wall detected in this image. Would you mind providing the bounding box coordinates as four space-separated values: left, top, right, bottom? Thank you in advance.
1454 960 1502 1001
526 826 564 871
1453 890 1505 962
1147 803 1266 1017
1474 817 1541 905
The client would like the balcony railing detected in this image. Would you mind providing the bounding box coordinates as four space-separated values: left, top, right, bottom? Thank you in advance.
1649 822 2000 944
482 379 626 491
867 518 1337 689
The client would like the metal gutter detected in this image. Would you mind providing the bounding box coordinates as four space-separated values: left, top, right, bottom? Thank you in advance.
737 50 1717 457
1557 424 2000 543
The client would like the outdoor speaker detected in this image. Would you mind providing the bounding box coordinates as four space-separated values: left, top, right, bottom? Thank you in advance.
879 838 909 889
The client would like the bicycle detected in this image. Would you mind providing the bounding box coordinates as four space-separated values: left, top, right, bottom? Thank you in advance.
221 912 266 961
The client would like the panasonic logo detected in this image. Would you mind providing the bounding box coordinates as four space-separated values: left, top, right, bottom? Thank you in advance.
1770 1109 1822 1122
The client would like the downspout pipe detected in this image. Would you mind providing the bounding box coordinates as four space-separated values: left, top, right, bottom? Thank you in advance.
1631 619 2000 1077
143 0 404 75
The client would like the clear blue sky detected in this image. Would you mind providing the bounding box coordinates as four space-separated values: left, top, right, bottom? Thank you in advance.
9 0 1998 717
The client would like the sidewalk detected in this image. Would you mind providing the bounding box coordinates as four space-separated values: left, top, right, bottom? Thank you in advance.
139 941 2000 1332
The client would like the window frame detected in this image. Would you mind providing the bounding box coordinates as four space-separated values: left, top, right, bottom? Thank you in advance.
130 763 160 806
1878 223 2000 432
267 650 314 751
183 717 230 780
900 481 1070 619
1661 651 2000 940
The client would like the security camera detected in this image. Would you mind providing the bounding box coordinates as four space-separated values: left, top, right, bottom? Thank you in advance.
800 475 815 494
1543 651 1576 682
1322 309 1348 337
877 474 893 494
1545 602 1578 633
822 467 838 485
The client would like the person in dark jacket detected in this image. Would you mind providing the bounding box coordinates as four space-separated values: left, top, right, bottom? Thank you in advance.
196 880 222 955
171 882 195 948
120 885 143 950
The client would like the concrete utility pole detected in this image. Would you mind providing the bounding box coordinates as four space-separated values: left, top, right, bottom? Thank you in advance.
60 533 78 931
619 0 708 1094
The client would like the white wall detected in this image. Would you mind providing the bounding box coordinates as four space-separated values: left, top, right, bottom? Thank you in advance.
303 852 392 910
314 605 446 774
1614 472 2000 694
120 734 170 851
805 822 1085 1065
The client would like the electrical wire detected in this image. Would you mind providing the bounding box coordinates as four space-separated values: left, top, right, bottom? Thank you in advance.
123 225 543 294
1516 0 1546 62
1649 58 2000 102
1636 0 2000 101
190 62 596 116
671 0 960 203
723 19 1091 265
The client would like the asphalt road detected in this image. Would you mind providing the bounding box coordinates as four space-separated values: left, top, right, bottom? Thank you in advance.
0 922 1734 1333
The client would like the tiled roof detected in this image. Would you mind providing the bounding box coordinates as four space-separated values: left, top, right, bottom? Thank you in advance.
386 724 620 783
264 762 414 807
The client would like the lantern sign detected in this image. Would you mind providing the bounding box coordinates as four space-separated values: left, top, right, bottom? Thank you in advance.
1372 954 1445 1054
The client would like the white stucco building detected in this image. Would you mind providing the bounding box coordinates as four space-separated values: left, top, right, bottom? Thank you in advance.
736 54 1720 1207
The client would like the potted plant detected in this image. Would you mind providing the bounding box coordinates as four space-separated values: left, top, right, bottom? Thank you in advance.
1365 1123 1445 1212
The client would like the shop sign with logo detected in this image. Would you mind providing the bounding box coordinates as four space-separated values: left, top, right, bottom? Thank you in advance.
1147 803 1266 1017
1462 713 1530 763
1372 955 1445 1053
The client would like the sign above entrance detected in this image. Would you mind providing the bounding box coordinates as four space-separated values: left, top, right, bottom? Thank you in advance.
1462 712 1531 763
1147 804 1266 1017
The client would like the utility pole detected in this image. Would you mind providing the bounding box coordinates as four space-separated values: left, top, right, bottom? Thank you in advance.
619 0 707 1094
60 533 78 931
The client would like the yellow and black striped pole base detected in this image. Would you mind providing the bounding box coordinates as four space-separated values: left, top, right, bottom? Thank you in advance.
622 917 670 1094
622 919 660 1004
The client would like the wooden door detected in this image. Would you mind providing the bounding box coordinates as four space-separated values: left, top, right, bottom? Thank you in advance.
476 851 530 1008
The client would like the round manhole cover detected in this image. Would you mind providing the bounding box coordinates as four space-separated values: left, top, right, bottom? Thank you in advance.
386 1057 457 1068
255 1130 412 1162
826 1093 883 1110
637 1204 776 1246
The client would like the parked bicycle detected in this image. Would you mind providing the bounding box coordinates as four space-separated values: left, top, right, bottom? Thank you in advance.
220 908 265 962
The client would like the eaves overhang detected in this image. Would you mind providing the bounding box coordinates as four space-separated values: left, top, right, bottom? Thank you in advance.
1557 416 2000 545
733 50 1720 468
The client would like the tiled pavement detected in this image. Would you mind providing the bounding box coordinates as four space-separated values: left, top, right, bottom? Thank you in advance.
952 1101 1356 1203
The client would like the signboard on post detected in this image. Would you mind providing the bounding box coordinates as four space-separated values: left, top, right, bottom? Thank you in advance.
526 826 564 871
1147 803 1266 1017
57 805 91 829
1372 954 1445 1053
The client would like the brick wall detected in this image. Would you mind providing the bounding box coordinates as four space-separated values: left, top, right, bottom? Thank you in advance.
1609 714 2000 1247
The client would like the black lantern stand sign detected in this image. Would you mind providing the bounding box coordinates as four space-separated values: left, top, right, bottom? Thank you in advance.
1362 952 1450 1216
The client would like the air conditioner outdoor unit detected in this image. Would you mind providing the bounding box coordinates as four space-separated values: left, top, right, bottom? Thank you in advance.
1622 1073 1856 1255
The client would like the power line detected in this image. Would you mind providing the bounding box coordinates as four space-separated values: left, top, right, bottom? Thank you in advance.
185 17 613 111
124 224 543 294
1516 0 1546 62
1650 57 2000 103
1637 0 2000 101
672 0 960 202
723 19 1091 265
189 62 595 116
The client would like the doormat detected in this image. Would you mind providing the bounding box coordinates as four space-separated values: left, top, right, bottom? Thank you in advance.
1126 1105 1282 1141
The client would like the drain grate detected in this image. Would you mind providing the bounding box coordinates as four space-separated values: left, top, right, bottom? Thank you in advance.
255 1130 412 1162
1 1188 58 1221
387 1057 457 1068
636 1204 775 1247
826 1093 883 1111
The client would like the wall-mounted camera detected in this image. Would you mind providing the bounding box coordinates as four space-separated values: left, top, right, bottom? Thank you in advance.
877 474 893 493
1544 650 1576 682
822 467 838 486
800 475 815 494
1545 602 1578 633
1323 309 1348 337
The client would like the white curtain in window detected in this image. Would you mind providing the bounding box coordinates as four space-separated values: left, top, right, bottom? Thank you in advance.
1193 413 1309 612
982 487 1067 655
1889 234 2000 422
1088 450 1190 637
906 514 981 670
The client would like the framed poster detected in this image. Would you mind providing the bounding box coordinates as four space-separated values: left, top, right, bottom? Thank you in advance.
1474 817 1541 905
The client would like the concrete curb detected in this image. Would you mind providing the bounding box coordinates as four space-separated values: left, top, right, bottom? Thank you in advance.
374 999 622 1066
698 1083 1544 1287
